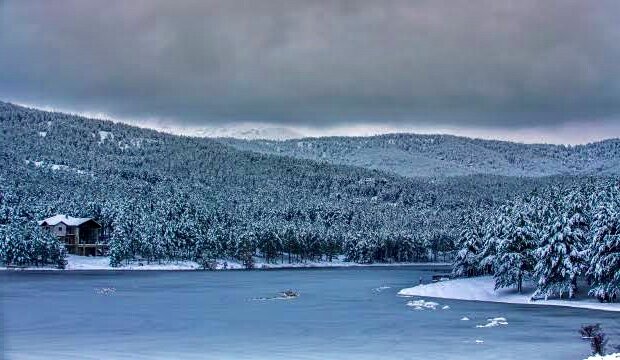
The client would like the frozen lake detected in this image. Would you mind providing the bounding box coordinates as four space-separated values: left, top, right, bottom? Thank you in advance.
1 266 618 359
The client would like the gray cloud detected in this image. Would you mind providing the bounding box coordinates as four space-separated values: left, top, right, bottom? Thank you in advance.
1 0 620 132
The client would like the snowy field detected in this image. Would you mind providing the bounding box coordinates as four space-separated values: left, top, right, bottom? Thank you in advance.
0 254 449 271
399 276 620 312
585 355 620 360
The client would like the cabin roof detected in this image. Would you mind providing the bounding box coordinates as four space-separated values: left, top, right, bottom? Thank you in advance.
38 214 101 228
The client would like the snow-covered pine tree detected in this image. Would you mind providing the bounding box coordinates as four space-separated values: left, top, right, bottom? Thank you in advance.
479 205 511 275
453 213 484 278
108 205 136 267
494 206 538 293
322 228 341 262
258 229 282 264
236 231 256 269
342 231 363 263
534 194 588 299
31 223 67 269
0 221 28 266
587 201 620 302
195 225 224 270
352 233 377 264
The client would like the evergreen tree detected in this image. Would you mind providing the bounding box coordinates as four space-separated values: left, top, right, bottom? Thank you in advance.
587 203 620 302
236 231 256 269
494 210 538 293
453 214 484 277
533 192 588 299
479 206 511 275
258 229 282 264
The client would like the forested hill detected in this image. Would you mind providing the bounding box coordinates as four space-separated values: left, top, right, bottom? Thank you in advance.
0 100 611 267
0 100 541 228
220 134 620 178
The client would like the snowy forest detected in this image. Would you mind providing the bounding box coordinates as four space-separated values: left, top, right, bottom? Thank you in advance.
453 180 620 302
1 102 619 287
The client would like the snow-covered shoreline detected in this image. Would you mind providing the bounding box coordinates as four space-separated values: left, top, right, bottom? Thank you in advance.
398 276 620 312
0 254 450 272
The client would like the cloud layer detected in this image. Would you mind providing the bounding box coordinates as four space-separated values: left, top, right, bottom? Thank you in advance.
1 0 619 136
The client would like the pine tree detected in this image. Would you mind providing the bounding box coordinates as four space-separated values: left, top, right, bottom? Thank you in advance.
236 231 256 269
258 229 282 264
479 207 511 275
494 210 538 293
587 203 620 302
453 215 483 278
0 221 30 266
32 224 67 269
108 211 133 267
533 192 588 299
196 226 223 270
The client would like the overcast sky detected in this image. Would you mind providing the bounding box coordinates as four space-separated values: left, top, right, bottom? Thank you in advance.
1 0 619 143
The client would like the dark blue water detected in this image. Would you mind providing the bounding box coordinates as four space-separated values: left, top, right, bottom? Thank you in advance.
1 267 618 360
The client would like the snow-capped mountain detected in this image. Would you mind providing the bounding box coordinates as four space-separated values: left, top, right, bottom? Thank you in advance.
152 124 305 140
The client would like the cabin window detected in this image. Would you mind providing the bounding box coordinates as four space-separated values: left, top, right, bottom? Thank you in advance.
58 226 62 231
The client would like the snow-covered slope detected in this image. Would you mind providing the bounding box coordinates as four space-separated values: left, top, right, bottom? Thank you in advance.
221 134 620 177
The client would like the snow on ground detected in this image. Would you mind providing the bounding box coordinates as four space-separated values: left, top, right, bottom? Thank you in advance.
25 160 93 176
66 255 202 270
584 354 620 360
98 130 113 143
0 255 448 271
398 276 620 312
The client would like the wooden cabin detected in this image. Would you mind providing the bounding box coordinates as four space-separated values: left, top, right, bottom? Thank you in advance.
38 214 105 256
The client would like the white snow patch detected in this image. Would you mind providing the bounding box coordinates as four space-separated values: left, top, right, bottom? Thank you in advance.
98 130 114 143
442 305 450 310
372 286 391 293
50 164 69 171
475 339 484 344
461 317 470 321
24 160 44 167
406 299 440 310
38 131 47 137
25 160 93 177
398 276 620 312
584 354 620 360
476 317 508 328
67 255 201 271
